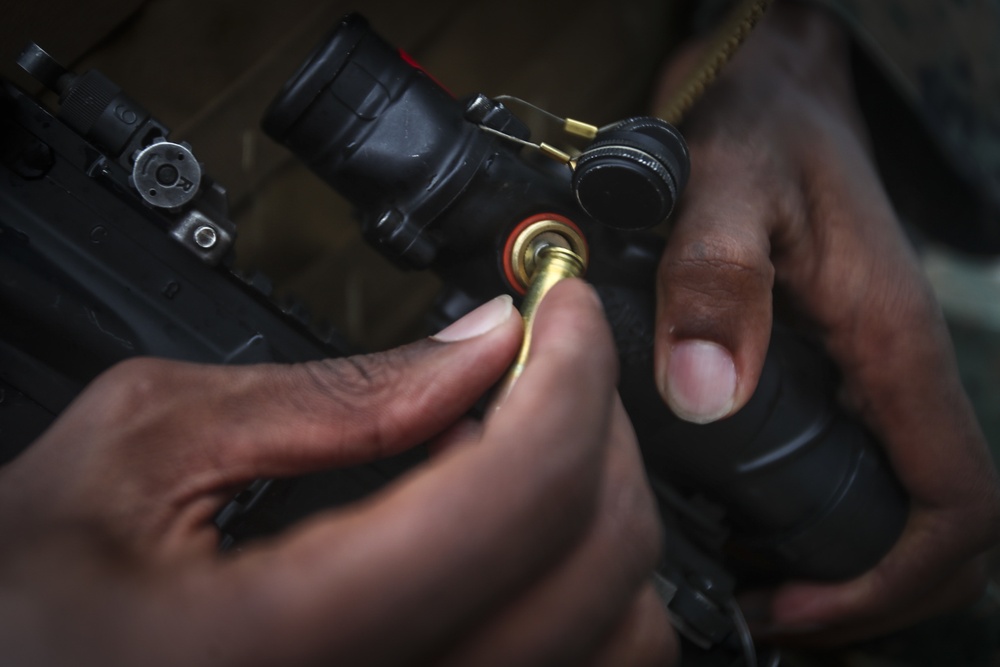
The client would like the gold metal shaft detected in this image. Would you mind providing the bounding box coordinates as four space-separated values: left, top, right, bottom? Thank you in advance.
495 243 587 402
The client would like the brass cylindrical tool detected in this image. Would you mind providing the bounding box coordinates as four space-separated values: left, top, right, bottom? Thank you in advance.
495 239 587 401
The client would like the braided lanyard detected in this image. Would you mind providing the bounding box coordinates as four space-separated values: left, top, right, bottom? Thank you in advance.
659 0 774 125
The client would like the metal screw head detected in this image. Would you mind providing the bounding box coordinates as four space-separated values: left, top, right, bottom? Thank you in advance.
193 225 218 249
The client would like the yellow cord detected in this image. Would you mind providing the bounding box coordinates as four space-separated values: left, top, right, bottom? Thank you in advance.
658 0 774 125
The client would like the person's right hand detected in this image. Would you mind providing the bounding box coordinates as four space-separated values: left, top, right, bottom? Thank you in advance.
0 280 677 667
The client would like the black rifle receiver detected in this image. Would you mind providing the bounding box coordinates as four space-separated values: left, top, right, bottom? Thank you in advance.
0 44 421 534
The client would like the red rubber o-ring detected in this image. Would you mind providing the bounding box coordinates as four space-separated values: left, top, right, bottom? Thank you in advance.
502 213 586 295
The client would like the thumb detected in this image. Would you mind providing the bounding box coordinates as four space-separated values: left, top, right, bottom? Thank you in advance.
654 151 776 424
40 294 522 490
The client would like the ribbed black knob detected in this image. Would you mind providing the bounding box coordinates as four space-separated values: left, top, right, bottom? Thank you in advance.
16 44 152 160
60 70 119 136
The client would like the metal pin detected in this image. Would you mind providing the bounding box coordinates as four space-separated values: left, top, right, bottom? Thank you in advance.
538 142 573 166
563 118 599 140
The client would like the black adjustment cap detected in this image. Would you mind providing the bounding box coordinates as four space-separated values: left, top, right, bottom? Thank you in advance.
16 43 70 92
572 117 690 230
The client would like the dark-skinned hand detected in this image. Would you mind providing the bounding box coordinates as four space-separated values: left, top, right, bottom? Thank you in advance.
0 282 677 667
653 0 1000 645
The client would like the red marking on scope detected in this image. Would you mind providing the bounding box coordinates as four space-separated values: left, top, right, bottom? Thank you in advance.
397 49 453 97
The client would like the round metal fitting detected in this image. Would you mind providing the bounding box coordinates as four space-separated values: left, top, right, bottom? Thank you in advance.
132 140 201 208
193 225 218 249
507 215 588 292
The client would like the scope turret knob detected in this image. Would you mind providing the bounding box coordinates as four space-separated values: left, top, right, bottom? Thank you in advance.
132 140 202 209
572 117 690 230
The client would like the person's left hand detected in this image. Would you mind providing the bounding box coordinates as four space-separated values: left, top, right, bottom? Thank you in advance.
651 1 1000 644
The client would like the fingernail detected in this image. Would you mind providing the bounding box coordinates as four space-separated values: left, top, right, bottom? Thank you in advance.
431 295 514 342
660 340 736 424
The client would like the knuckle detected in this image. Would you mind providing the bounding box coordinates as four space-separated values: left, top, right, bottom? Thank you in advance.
296 347 416 405
299 355 382 400
823 255 939 342
661 236 774 309
88 357 182 422
291 348 416 453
